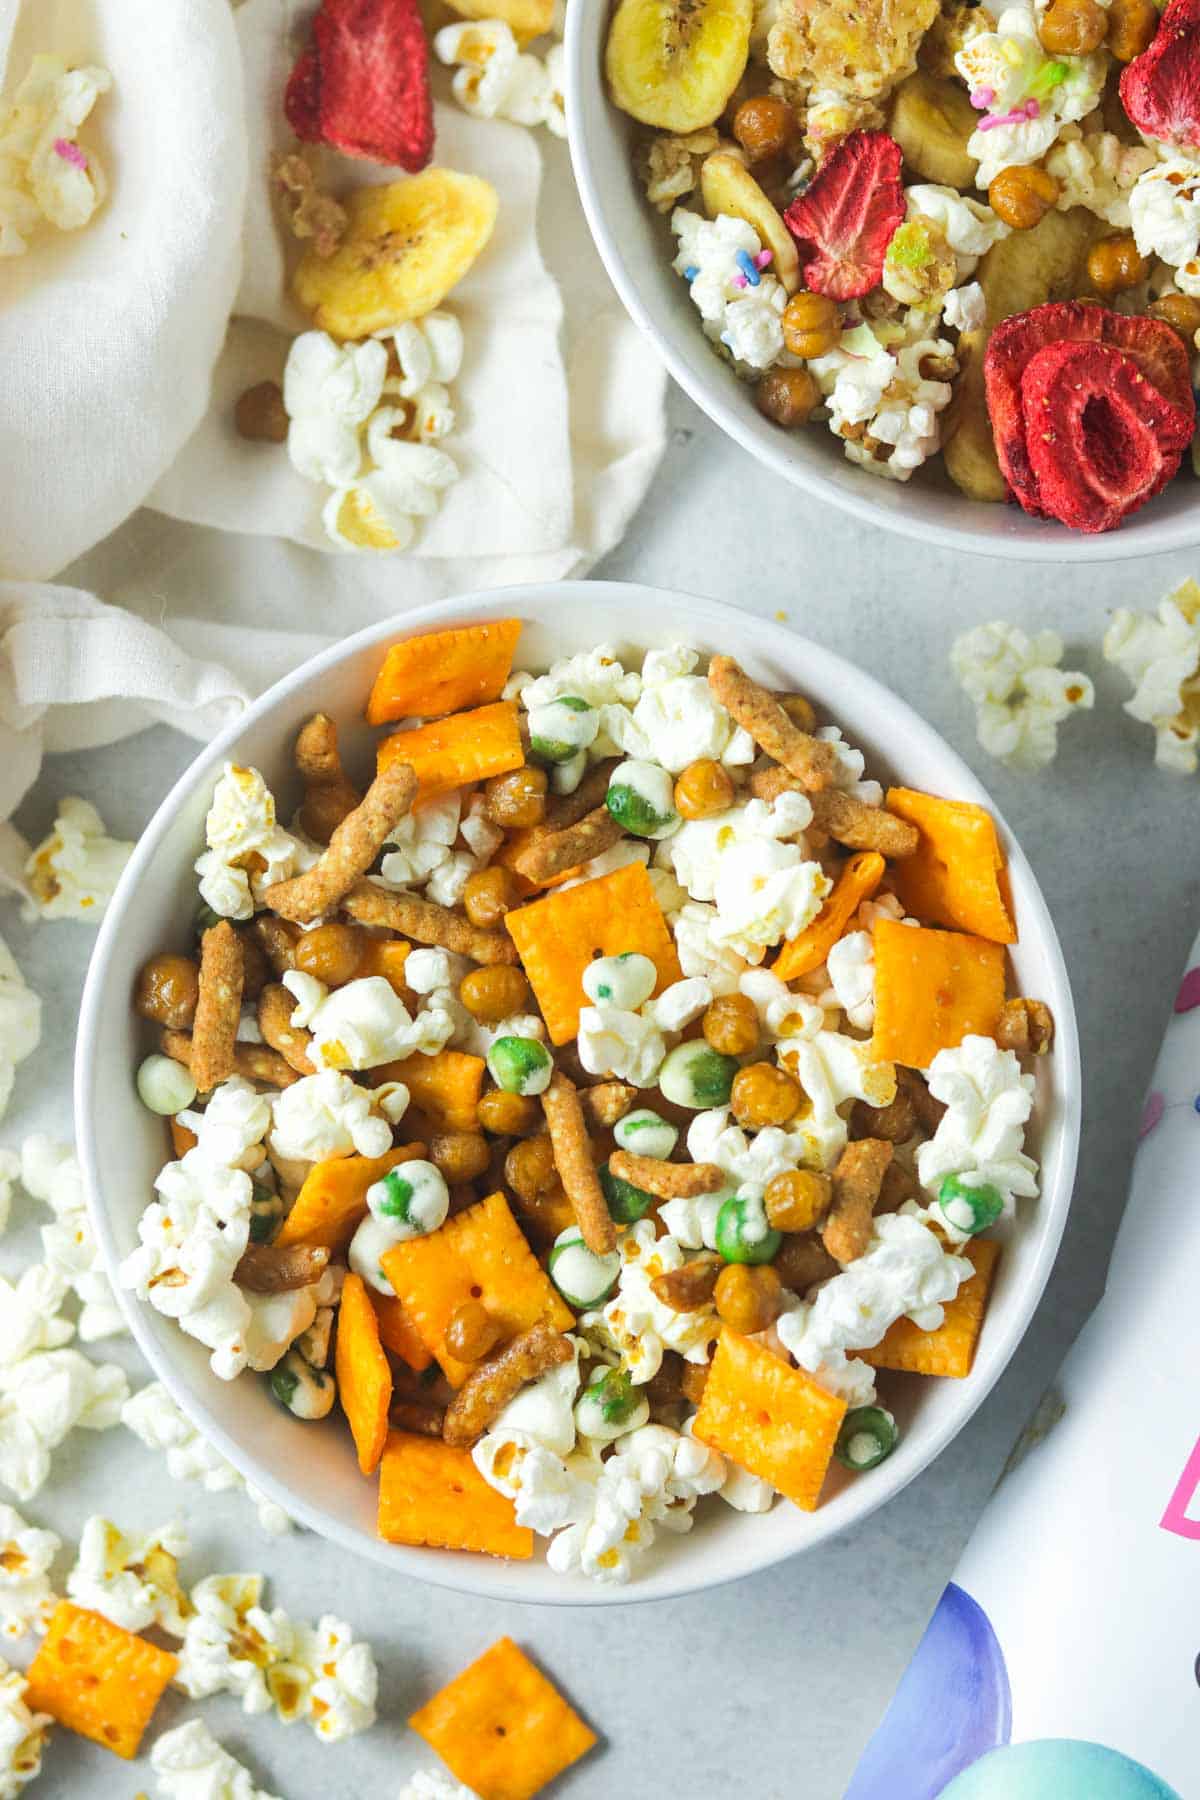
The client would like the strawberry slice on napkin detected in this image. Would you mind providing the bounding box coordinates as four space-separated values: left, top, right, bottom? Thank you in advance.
782 131 904 300
286 0 434 173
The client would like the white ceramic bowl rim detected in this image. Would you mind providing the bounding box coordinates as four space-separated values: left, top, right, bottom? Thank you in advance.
76 582 1081 1605
563 4 1200 563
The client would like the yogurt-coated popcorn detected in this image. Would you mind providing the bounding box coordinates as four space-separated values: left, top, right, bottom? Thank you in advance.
0 941 39 1126
121 1384 292 1535
435 22 566 136
954 0 1106 189
904 185 1010 280
150 1718 282 1800
671 210 790 371
22 797 131 922
0 1661 48 1799
951 621 1094 769
0 54 111 257
196 765 313 922
19 1137 125 1341
0 1506 59 1642
917 1035 1038 1212
1103 580 1200 774
66 1515 190 1635
1130 159 1200 297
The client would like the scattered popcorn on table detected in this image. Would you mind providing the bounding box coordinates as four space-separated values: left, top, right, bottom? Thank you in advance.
0 1505 59 1642
121 1384 292 1535
65 1516 189 1637
950 621 1094 769
0 942 39 1126
1103 579 1200 775
0 54 111 257
18 1138 126 1341
397 1772 477 1800
22 798 131 923
150 1718 282 1800
434 22 565 136
0 1659 48 1797
0 1341 127 1505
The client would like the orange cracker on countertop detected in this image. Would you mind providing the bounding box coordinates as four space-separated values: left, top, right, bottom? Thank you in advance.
24 1602 178 1760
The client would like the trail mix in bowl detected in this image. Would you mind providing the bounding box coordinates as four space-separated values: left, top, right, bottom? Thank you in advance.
125 619 1053 1584
604 0 1200 533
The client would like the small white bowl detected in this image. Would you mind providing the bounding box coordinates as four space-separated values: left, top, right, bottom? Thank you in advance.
77 583 1080 1604
564 6 1200 563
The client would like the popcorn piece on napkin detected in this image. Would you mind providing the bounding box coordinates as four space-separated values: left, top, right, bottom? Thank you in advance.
0 54 112 258
434 22 566 137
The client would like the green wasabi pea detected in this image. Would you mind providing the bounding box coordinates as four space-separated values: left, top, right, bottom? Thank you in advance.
715 1193 782 1265
834 1406 898 1471
269 1350 336 1421
658 1040 739 1110
248 1182 285 1245
548 1226 620 1309
605 759 679 839
574 1367 649 1443
599 1160 656 1224
582 952 658 1010
937 1174 1004 1237
487 1035 554 1096
366 1160 449 1237
613 1108 678 1161
527 696 599 765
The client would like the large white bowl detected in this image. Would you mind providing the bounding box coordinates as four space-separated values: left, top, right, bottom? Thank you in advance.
77 583 1080 1604
564 5 1200 563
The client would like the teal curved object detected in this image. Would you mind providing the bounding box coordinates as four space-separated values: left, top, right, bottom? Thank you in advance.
940 1741 1183 1799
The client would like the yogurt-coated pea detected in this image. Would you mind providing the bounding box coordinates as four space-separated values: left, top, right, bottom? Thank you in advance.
658 1040 739 1110
548 1226 620 1309
527 696 599 765
582 952 657 1011
487 1034 553 1096
606 760 680 839
348 1215 405 1295
366 1160 448 1238
270 1349 336 1420
574 1367 649 1443
137 1054 197 1116
613 1108 678 1160
550 749 587 795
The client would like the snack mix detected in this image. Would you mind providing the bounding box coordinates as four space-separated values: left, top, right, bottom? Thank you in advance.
606 0 1200 532
123 617 1054 1587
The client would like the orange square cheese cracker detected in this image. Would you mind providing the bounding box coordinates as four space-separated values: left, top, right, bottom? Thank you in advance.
870 919 1006 1070
773 850 885 981
504 860 682 1045
275 1144 424 1253
336 1271 392 1475
378 1433 532 1559
694 1328 846 1512
376 700 524 799
409 1637 597 1800
885 787 1016 944
372 1291 433 1371
368 1049 486 1132
383 1191 573 1387
356 937 412 998
862 1237 1000 1378
366 619 522 725
25 1602 178 1760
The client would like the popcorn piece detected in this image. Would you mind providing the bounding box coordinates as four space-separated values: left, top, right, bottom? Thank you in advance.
20 1137 126 1341
625 646 754 773
666 790 828 962
950 621 1094 769
0 1660 48 1797
942 280 986 333
811 315 958 483
282 971 456 1068
150 1718 282 1800
289 1614 378 1743
398 1773 476 1800
0 1505 59 1642
954 0 1106 190
1045 127 1156 230
0 1348 128 1503
1130 158 1200 295
0 940 39 1126
269 1069 395 1161
22 797 131 922
916 1034 1038 1213
905 184 1009 280
177 1079 272 1174
284 331 387 488
196 765 314 923
582 1220 719 1383
671 210 791 372
577 1003 666 1085
1103 580 1200 773
322 416 460 556
0 1267 73 1367
434 21 566 136
822 893 910 1028
515 645 641 712
66 1516 189 1636
0 54 111 257
174 1574 295 1716
121 1384 292 1535
379 790 463 889
671 901 750 995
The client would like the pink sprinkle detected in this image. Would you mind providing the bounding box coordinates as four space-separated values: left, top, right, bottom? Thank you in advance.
732 274 748 288
970 86 995 108
754 249 773 269
53 137 87 170
1140 1089 1166 1140
978 104 1037 129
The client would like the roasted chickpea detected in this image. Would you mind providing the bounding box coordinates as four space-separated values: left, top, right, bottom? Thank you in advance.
755 367 820 428
478 1088 541 1135
781 290 840 359
673 758 735 821
235 381 288 443
430 1131 492 1184
730 1061 803 1128
444 1299 503 1364
1106 0 1157 58
1086 233 1152 294
764 1168 832 1233
987 165 1060 231
714 1263 784 1335
504 1133 560 1204
1148 292 1200 344
462 864 521 929
777 692 816 732
458 964 530 1024
1039 0 1107 53
732 93 800 163
293 922 367 987
482 766 547 829
702 993 760 1058
134 954 200 1029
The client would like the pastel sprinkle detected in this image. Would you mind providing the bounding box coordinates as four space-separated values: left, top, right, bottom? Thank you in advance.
732 274 749 288
754 249 773 269
735 249 761 286
978 99 1040 129
1140 1090 1166 1140
970 86 995 108
53 136 88 170
1174 967 1200 1012
684 264 699 281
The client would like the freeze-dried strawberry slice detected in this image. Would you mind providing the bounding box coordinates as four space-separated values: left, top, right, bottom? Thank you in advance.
284 0 434 173
782 132 905 300
984 301 1193 512
1021 340 1193 533
1121 0 1200 150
